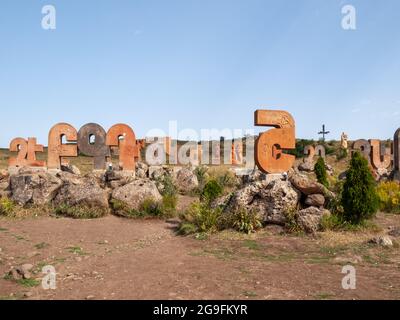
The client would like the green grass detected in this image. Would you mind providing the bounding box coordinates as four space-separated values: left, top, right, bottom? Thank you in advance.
67 246 87 256
17 278 40 288
314 292 335 300
0 227 8 232
242 240 261 251
242 291 258 298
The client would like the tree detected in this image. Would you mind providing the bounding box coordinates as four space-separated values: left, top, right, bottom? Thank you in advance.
341 151 379 224
315 157 329 187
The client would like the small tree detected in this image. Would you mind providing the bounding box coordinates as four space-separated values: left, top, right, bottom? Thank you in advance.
341 151 379 224
315 157 329 187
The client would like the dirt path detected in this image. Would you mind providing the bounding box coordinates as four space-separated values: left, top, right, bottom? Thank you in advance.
1 215 400 300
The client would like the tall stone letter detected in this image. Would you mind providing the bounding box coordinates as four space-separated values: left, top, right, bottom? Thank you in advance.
353 139 371 163
9 137 46 167
370 139 391 170
48 123 78 170
254 110 295 174
78 123 110 170
106 124 136 171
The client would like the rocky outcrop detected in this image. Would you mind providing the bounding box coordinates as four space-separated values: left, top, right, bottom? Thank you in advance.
288 169 334 199
53 176 110 213
136 162 149 179
174 168 199 194
296 207 330 234
111 179 162 212
9 172 63 206
105 170 135 189
298 161 314 172
61 164 81 175
225 177 300 225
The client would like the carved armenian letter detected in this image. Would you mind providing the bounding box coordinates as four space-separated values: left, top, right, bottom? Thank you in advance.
48 123 78 169
304 145 315 162
254 110 295 174
9 137 46 167
106 124 136 171
315 145 326 158
352 139 371 163
231 140 243 165
370 139 391 170
78 123 110 170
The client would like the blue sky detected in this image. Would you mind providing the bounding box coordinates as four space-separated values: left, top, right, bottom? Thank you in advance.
0 0 399 147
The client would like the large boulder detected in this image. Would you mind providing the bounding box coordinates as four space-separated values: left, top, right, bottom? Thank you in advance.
105 170 135 189
305 194 325 208
61 164 81 175
136 162 149 179
298 161 314 172
9 172 63 206
0 170 10 198
296 207 331 234
174 168 199 194
225 178 300 225
53 176 110 213
288 169 334 198
111 179 162 212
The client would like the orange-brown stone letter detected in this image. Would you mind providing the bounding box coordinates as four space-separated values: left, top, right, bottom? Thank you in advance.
106 124 136 171
48 123 78 170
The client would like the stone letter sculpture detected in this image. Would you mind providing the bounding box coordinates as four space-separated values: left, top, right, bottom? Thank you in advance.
231 140 244 165
106 124 136 171
255 110 295 174
9 137 46 167
370 139 391 170
78 123 110 170
394 129 400 181
352 139 371 163
48 123 78 170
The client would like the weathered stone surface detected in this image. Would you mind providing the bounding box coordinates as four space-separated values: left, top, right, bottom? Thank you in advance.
305 194 325 207
0 170 10 198
296 207 330 234
298 161 314 172
61 164 81 175
111 179 162 212
105 170 135 189
10 172 63 206
53 177 110 212
225 179 300 225
8 264 34 280
369 236 393 247
135 162 149 179
175 168 199 194
288 169 334 198
370 139 391 170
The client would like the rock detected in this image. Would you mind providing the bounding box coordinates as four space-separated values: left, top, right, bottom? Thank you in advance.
296 207 331 234
9 264 34 280
136 162 149 179
388 227 400 238
288 169 334 198
305 194 325 208
298 161 314 172
61 164 81 175
325 164 334 176
111 179 162 213
86 295 96 300
23 292 33 298
338 171 347 181
105 170 135 189
53 176 110 214
333 255 363 265
174 168 199 194
369 236 393 247
241 168 267 184
225 179 300 225
10 172 63 206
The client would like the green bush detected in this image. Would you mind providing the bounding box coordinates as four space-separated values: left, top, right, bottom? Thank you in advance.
201 180 223 204
315 157 329 187
336 148 348 161
180 202 223 234
194 166 209 190
376 181 400 214
341 151 379 224
231 208 263 234
140 198 163 217
158 174 178 197
0 197 16 216
287 139 315 158
162 194 178 217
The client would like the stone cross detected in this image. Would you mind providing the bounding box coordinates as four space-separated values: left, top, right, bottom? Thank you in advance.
318 125 330 142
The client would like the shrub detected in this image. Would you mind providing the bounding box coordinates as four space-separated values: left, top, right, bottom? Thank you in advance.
231 207 263 234
158 174 177 197
336 148 348 161
0 197 16 216
161 194 178 217
377 181 400 214
54 204 107 219
180 202 223 234
287 139 315 158
140 198 163 217
315 157 329 187
194 166 209 190
201 180 223 204
341 151 379 224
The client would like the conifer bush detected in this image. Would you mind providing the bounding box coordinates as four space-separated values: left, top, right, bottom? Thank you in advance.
314 157 329 187
341 151 379 224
